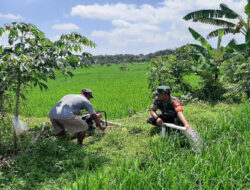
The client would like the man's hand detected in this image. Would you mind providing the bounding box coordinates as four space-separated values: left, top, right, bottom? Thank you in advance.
185 125 192 131
156 118 163 126
99 125 106 131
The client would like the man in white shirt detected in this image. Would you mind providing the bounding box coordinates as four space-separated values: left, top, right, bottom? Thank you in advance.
49 88 105 145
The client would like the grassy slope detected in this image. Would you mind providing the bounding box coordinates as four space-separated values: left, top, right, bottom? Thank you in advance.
0 103 249 190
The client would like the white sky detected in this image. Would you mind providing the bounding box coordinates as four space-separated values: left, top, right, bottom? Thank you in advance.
0 0 247 55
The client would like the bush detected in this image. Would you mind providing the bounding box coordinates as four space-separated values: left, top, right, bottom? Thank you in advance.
193 79 226 101
222 54 250 98
147 46 193 94
222 83 248 103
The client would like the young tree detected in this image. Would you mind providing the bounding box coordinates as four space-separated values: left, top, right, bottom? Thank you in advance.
0 22 96 151
188 27 225 81
147 46 193 95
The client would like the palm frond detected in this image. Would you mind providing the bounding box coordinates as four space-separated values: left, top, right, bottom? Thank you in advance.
231 43 250 51
220 3 240 19
188 44 208 55
207 28 240 39
227 39 238 47
193 18 235 27
217 29 224 50
188 27 213 53
183 10 225 20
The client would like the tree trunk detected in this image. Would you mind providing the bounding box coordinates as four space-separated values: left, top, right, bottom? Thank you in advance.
215 73 218 81
13 73 21 153
0 120 1 148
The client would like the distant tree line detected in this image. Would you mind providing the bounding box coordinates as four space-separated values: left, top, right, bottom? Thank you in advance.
92 49 175 65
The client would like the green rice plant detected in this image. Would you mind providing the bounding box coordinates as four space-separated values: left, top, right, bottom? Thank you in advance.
20 63 151 119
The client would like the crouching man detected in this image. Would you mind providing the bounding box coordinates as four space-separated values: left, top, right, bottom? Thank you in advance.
147 86 191 130
49 88 106 145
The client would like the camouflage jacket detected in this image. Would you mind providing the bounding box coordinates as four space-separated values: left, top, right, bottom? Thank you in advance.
151 96 183 118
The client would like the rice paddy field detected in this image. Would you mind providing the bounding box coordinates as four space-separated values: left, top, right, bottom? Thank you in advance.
0 62 249 190
20 63 152 119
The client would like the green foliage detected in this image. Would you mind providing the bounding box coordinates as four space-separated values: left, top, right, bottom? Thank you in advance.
183 3 249 101
245 0 250 15
147 40 227 101
188 27 224 78
222 53 250 99
186 28 228 101
2 103 248 190
193 79 225 101
183 3 250 42
147 46 193 94
0 22 95 114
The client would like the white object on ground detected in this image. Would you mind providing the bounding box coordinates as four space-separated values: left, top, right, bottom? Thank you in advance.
106 121 123 126
161 126 166 138
13 116 27 137
33 123 46 142
163 123 187 131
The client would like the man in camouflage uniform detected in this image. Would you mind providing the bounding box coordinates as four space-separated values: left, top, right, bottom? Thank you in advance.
147 86 191 129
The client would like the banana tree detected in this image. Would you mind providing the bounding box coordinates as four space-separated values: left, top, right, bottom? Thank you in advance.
188 27 225 81
183 2 250 44
0 22 96 151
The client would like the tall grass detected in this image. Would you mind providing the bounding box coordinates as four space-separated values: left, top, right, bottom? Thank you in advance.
64 103 249 190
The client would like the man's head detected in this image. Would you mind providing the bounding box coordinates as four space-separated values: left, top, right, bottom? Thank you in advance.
154 86 171 101
81 88 94 100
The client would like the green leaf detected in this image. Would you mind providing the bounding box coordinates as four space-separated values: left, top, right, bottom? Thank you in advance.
219 4 240 19
207 28 240 39
245 2 250 15
74 46 78 52
8 39 13 45
246 29 250 43
227 39 237 47
193 18 235 27
38 82 48 91
188 27 213 53
217 29 224 51
22 55 26 62
232 43 250 51
189 44 208 55
0 27 5 36
183 9 225 20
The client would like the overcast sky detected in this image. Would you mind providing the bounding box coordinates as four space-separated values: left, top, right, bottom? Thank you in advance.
0 0 247 55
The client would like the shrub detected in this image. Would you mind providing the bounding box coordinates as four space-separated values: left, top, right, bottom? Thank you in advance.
147 46 193 94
